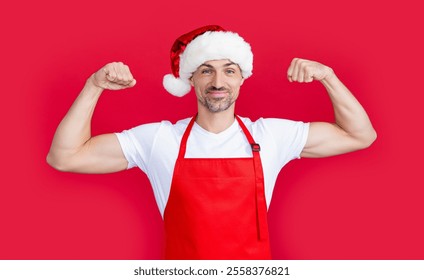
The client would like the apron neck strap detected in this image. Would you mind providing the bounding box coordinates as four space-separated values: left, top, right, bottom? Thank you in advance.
235 115 261 153
177 114 197 159
178 114 261 158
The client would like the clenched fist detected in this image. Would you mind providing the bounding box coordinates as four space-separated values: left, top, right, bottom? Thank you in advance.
90 62 136 90
287 58 334 83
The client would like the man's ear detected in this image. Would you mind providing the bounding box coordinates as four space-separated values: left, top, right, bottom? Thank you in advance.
240 78 244 86
189 76 194 87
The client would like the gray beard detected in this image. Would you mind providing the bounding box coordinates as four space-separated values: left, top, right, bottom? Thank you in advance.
199 96 235 113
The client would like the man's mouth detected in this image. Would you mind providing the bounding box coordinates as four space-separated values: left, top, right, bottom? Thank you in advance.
206 87 229 98
207 90 227 98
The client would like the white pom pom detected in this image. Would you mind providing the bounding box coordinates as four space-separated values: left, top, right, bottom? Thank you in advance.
163 74 191 97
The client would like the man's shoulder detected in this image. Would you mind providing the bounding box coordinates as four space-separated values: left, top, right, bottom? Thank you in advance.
174 117 192 127
160 117 192 135
126 117 191 132
238 116 303 128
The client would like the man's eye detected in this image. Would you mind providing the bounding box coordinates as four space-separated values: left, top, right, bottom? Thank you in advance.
201 69 212 74
226 69 236 74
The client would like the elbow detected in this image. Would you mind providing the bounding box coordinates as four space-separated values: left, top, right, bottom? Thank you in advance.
359 128 377 150
46 152 72 172
370 129 378 145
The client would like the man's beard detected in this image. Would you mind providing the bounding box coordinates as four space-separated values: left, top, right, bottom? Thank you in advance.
198 86 236 113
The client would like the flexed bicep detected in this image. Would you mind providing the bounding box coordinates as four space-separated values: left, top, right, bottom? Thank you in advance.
47 62 136 173
287 58 376 158
301 122 369 158
61 133 129 174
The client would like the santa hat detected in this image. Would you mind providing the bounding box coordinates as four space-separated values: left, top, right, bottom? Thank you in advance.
163 25 253 97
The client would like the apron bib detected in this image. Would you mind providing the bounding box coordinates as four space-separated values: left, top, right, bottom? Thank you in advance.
163 115 271 259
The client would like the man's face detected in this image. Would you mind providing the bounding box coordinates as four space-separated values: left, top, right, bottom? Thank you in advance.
190 59 244 113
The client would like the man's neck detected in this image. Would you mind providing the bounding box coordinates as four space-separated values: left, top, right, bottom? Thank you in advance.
196 106 236 134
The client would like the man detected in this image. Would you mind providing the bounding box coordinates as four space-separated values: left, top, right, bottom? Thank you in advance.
47 25 376 259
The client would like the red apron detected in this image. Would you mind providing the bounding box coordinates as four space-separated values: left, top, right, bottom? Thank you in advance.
163 115 271 259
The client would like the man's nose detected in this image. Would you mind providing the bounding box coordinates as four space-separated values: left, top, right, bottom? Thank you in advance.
211 72 224 88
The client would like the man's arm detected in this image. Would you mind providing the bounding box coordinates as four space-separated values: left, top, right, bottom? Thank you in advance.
46 62 136 173
286 58 377 158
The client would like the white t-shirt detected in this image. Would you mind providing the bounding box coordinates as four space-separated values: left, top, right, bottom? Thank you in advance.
115 116 309 217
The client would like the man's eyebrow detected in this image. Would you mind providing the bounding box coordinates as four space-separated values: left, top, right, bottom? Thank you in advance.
199 62 238 68
199 63 213 68
223 62 237 67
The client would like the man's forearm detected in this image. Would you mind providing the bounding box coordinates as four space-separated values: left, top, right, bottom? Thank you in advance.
47 76 103 169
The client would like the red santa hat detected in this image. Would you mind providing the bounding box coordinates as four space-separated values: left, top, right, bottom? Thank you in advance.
163 25 253 97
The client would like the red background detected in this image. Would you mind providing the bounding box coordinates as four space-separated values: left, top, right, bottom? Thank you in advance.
1 0 423 259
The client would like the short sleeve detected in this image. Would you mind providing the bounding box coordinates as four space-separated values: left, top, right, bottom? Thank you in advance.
114 122 162 172
254 118 309 167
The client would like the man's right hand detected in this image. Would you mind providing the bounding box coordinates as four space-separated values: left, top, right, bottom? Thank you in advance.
90 62 136 90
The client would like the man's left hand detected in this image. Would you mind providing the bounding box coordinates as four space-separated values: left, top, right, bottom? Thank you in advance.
287 58 334 83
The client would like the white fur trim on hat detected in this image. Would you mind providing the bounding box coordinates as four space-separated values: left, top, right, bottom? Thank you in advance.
163 74 191 97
